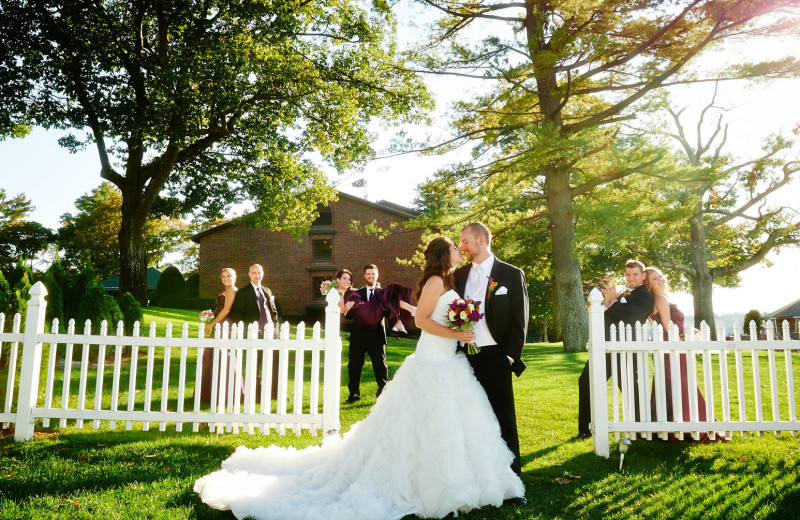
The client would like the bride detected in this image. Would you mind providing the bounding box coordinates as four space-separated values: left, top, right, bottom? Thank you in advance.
194 237 525 519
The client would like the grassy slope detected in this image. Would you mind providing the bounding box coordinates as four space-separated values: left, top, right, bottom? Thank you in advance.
0 308 798 519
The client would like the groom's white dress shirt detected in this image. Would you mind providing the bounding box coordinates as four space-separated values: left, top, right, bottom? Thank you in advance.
465 254 497 348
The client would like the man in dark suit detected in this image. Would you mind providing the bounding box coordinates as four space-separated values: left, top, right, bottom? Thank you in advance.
455 222 528 506
574 259 653 439
345 263 388 404
230 264 279 337
229 264 280 397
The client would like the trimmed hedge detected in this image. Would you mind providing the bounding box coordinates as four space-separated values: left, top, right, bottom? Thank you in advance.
119 292 143 332
77 285 124 333
154 265 187 308
185 272 200 298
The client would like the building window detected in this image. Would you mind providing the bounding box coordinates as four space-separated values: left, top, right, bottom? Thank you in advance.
312 206 332 226
312 238 333 262
312 275 333 300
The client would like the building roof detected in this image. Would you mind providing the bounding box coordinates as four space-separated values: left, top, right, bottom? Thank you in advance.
764 297 800 319
100 267 163 292
189 191 419 243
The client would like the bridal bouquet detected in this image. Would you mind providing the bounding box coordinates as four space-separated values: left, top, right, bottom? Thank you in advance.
199 309 215 324
319 279 340 296
447 298 484 355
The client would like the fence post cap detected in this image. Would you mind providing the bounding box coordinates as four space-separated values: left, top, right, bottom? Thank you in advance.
588 287 603 303
29 281 48 297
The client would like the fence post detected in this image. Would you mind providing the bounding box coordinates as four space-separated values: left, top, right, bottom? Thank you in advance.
15 282 49 442
587 288 610 458
322 289 342 437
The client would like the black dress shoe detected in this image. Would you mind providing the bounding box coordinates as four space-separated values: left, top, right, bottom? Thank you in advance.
345 394 361 404
504 497 528 507
570 432 592 441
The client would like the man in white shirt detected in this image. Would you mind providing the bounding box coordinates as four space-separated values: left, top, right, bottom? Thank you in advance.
455 222 529 506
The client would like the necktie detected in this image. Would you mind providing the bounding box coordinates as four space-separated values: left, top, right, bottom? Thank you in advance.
367 288 372 301
257 288 272 328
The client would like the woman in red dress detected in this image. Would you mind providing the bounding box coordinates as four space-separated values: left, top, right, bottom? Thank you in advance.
646 267 721 442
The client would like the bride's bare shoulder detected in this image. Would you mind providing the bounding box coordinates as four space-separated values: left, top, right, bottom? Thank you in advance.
421 275 446 293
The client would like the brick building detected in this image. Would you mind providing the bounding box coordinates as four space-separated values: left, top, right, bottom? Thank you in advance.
191 192 424 321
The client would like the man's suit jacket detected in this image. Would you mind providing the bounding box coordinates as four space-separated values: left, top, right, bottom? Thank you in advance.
604 284 653 340
454 257 529 377
230 283 279 336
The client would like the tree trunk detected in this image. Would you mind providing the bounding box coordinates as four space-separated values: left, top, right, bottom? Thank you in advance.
118 190 149 305
549 274 562 343
689 215 717 339
541 319 549 343
547 163 588 351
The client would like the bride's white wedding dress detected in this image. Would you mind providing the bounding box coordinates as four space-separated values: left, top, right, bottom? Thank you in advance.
194 289 524 519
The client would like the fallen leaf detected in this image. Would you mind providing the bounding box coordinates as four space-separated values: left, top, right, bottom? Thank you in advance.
77 455 89 460
739 456 746 462
96 443 106 447
161 466 171 471
62 499 79 507
145 454 157 458
127 462 135 466
5 472 14 477
551 462 563 467
556 478 573 485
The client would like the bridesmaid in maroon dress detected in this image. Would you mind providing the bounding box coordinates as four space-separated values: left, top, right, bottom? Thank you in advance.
333 269 416 334
197 268 244 403
645 267 720 442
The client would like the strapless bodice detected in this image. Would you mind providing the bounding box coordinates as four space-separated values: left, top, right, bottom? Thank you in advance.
415 289 459 360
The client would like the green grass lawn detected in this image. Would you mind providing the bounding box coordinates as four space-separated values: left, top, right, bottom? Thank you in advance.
1 308 798 519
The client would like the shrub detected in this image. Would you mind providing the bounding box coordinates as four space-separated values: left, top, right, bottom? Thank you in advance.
66 262 97 322
77 285 124 333
155 265 187 308
118 292 143 333
0 269 11 316
10 268 31 317
743 309 763 335
185 272 200 298
43 261 67 328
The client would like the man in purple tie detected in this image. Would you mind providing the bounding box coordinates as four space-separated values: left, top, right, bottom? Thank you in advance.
230 264 279 338
230 264 280 398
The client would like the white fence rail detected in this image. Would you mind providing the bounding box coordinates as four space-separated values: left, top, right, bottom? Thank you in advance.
587 288 800 458
0 282 343 442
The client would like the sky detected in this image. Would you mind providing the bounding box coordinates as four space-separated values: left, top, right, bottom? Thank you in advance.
1 4 799 317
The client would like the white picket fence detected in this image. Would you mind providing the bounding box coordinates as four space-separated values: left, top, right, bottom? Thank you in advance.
0 282 343 442
587 288 800 458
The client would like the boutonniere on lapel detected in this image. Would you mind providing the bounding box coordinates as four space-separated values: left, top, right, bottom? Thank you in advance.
487 277 498 299
621 290 631 299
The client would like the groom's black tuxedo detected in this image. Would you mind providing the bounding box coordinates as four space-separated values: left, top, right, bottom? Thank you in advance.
455 256 528 477
345 286 388 399
576 284 653 436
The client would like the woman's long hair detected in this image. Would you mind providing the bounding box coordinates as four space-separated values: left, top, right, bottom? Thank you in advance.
415 237 456 301
644 267 671 294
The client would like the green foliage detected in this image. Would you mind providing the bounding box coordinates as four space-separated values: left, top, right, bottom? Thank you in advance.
42 265 65 328
9 267 31 317
65 262 98 324
155 265 187 309
77 285 124 333
405 1 800 352
743 310 764 335
1 0 431 299
0 190 53 272
118 292 143 333
0 268 11 317
185 273 200 299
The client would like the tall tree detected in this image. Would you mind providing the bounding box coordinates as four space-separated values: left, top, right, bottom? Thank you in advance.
0 190 53 271
409 0 800 350
1 0 430 303
624 88 800 334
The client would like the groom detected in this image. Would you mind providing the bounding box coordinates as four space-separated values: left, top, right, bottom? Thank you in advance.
455 222 528 506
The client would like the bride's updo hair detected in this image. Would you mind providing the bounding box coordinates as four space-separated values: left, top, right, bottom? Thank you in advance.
415 237 456 301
